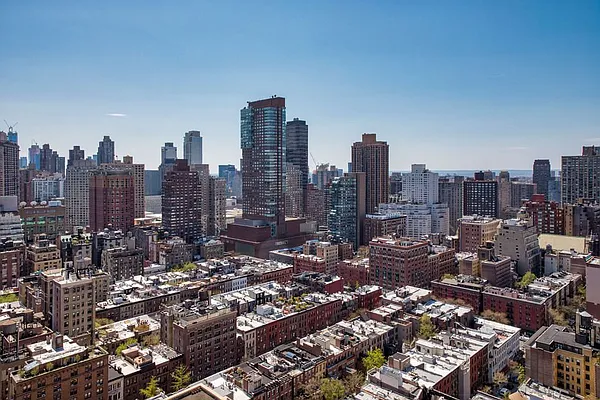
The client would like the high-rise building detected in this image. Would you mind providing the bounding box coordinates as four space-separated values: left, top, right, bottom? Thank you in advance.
208 176 226 236
463 178 498 218
306 183 327 228
562 146 600 204
0 132 19 198
458 215 502 253
241 96 287 234
363 213 407 243
286 118 309 214
190 163 210 235
183 130 203 165
28 143 41 170
0 196 24 241
312 164 341 190
97 135 115 164
496 218 541 276
402 163 439 204
378 203 449 238
285 163 304 217
162 159 202 242
327 172 366 249
39 144 57 173
144 170 161 195
369 237 430 290
89 168 135 232
31 174 64 202
65 159 97 230
564 202 600 237
497 171 512 219
510 182 536 208
547 173 561 203
389 172 402 196
159 142 178 188
439 176 464 234
533 159 551 197
97 156 146 219
351 133 389 214
19 156 27 168
68 145 85 167
523 194 565 235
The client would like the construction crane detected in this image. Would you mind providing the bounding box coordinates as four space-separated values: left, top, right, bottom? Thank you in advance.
310 152 319 170
3 120 18 132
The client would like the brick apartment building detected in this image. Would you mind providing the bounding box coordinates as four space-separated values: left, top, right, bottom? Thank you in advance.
368 237 430 290
89 168 135 232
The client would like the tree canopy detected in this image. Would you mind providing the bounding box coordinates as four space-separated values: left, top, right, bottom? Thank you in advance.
418 314 436 339
362 348 386 371
516 271 536 289
320 378 346 400
140 376 161 399
171 365 191 392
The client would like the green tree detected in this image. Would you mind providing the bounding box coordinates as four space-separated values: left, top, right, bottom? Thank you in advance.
344 372 365 394
516 271 536 289
320 378 346 400
0 293 19 303
171 365 191 392
116 337 138 356
297 377 321 400
418 314 436 339
481 309 510 325
549 308 568 326
493 371 508 387
140 376 161 399
362 348 386 371
95 318 114 328
142 334 160 347
441 273 455 281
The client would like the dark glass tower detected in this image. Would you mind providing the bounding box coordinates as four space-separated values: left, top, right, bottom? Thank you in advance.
286 118 308 215
241 96 286 236
97 135 115 165
533 159 551 197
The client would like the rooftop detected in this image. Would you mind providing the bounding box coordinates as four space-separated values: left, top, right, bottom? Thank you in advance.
538 233 586 253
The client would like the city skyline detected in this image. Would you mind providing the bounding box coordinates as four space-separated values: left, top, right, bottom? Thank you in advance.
2 1 599 172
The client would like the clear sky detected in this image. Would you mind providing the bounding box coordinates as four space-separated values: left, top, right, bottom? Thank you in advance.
1 1 599 172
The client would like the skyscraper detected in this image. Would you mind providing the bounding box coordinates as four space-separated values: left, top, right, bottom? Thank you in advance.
97 135 115 164
65 159 97 230
183 130 203 165
533 159 551 198
285 163 304 217
0 132 19 198
89 168 135 232
286 118 309 215
208 176 226 236
241 96 287 235
189 163 210 235
328 172 366 249
159 142 178 187
402 164 439 204
68 146 85 167
100 156 146 219
561 146 600 204
351 133 389 214
439 176 464 234
463 178 499 218
28 143 41 170
162 160 202 242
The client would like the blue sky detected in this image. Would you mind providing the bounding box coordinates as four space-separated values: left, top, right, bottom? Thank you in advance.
1 1 599 172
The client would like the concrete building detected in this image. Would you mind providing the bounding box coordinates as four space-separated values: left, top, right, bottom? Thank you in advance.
25 236 62 274
0 196 24 241
402 164 439 204
9 335 109 400
183 130 203 165
369 237 430 290
0 132 20 198
457 216 501 253
162 159 203 242
64 159 97 230
31 174 64 202
67 145 85 167
526 325 599 398
286 118 309 216
463 178 498 218
511 182 536 208
477 243 513 288
51 269 98 345
561 145 600 204
19 200 65 243
99 156 146 219
101 244 144 283
496 218 541 276
305 183 327 227
439 175 464 234
208 176 227 236
533 159 551 198
363 213 407 243
313 163 342 190
285 162 304 218
189 163 211 236
93 228 126 267
352 133 389 214
160 302 238 381
378 203 450 239
328 172 366 249
564 202 600 237
89 168 135 232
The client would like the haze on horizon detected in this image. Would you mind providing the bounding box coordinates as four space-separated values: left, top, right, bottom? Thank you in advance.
1 1 599 172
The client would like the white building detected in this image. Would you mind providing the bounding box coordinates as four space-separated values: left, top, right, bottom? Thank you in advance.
379 202 449 238
402 164 439 205
496 218 541 275
65 159 96 230
32 174 64 201
473 317 521 382
0 196 24 241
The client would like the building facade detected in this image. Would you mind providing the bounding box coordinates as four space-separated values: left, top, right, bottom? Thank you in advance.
89 169 135 232
0 132 19 198
327 172 366 249
183 130 203 165
463 179 498 218
97 135 115 164
286 118 309 216
533 159 551 198
562 146 600 204
351 133 389 214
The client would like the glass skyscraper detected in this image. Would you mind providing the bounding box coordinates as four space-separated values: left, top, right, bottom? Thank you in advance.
183 130 203 165
240 96 286 236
